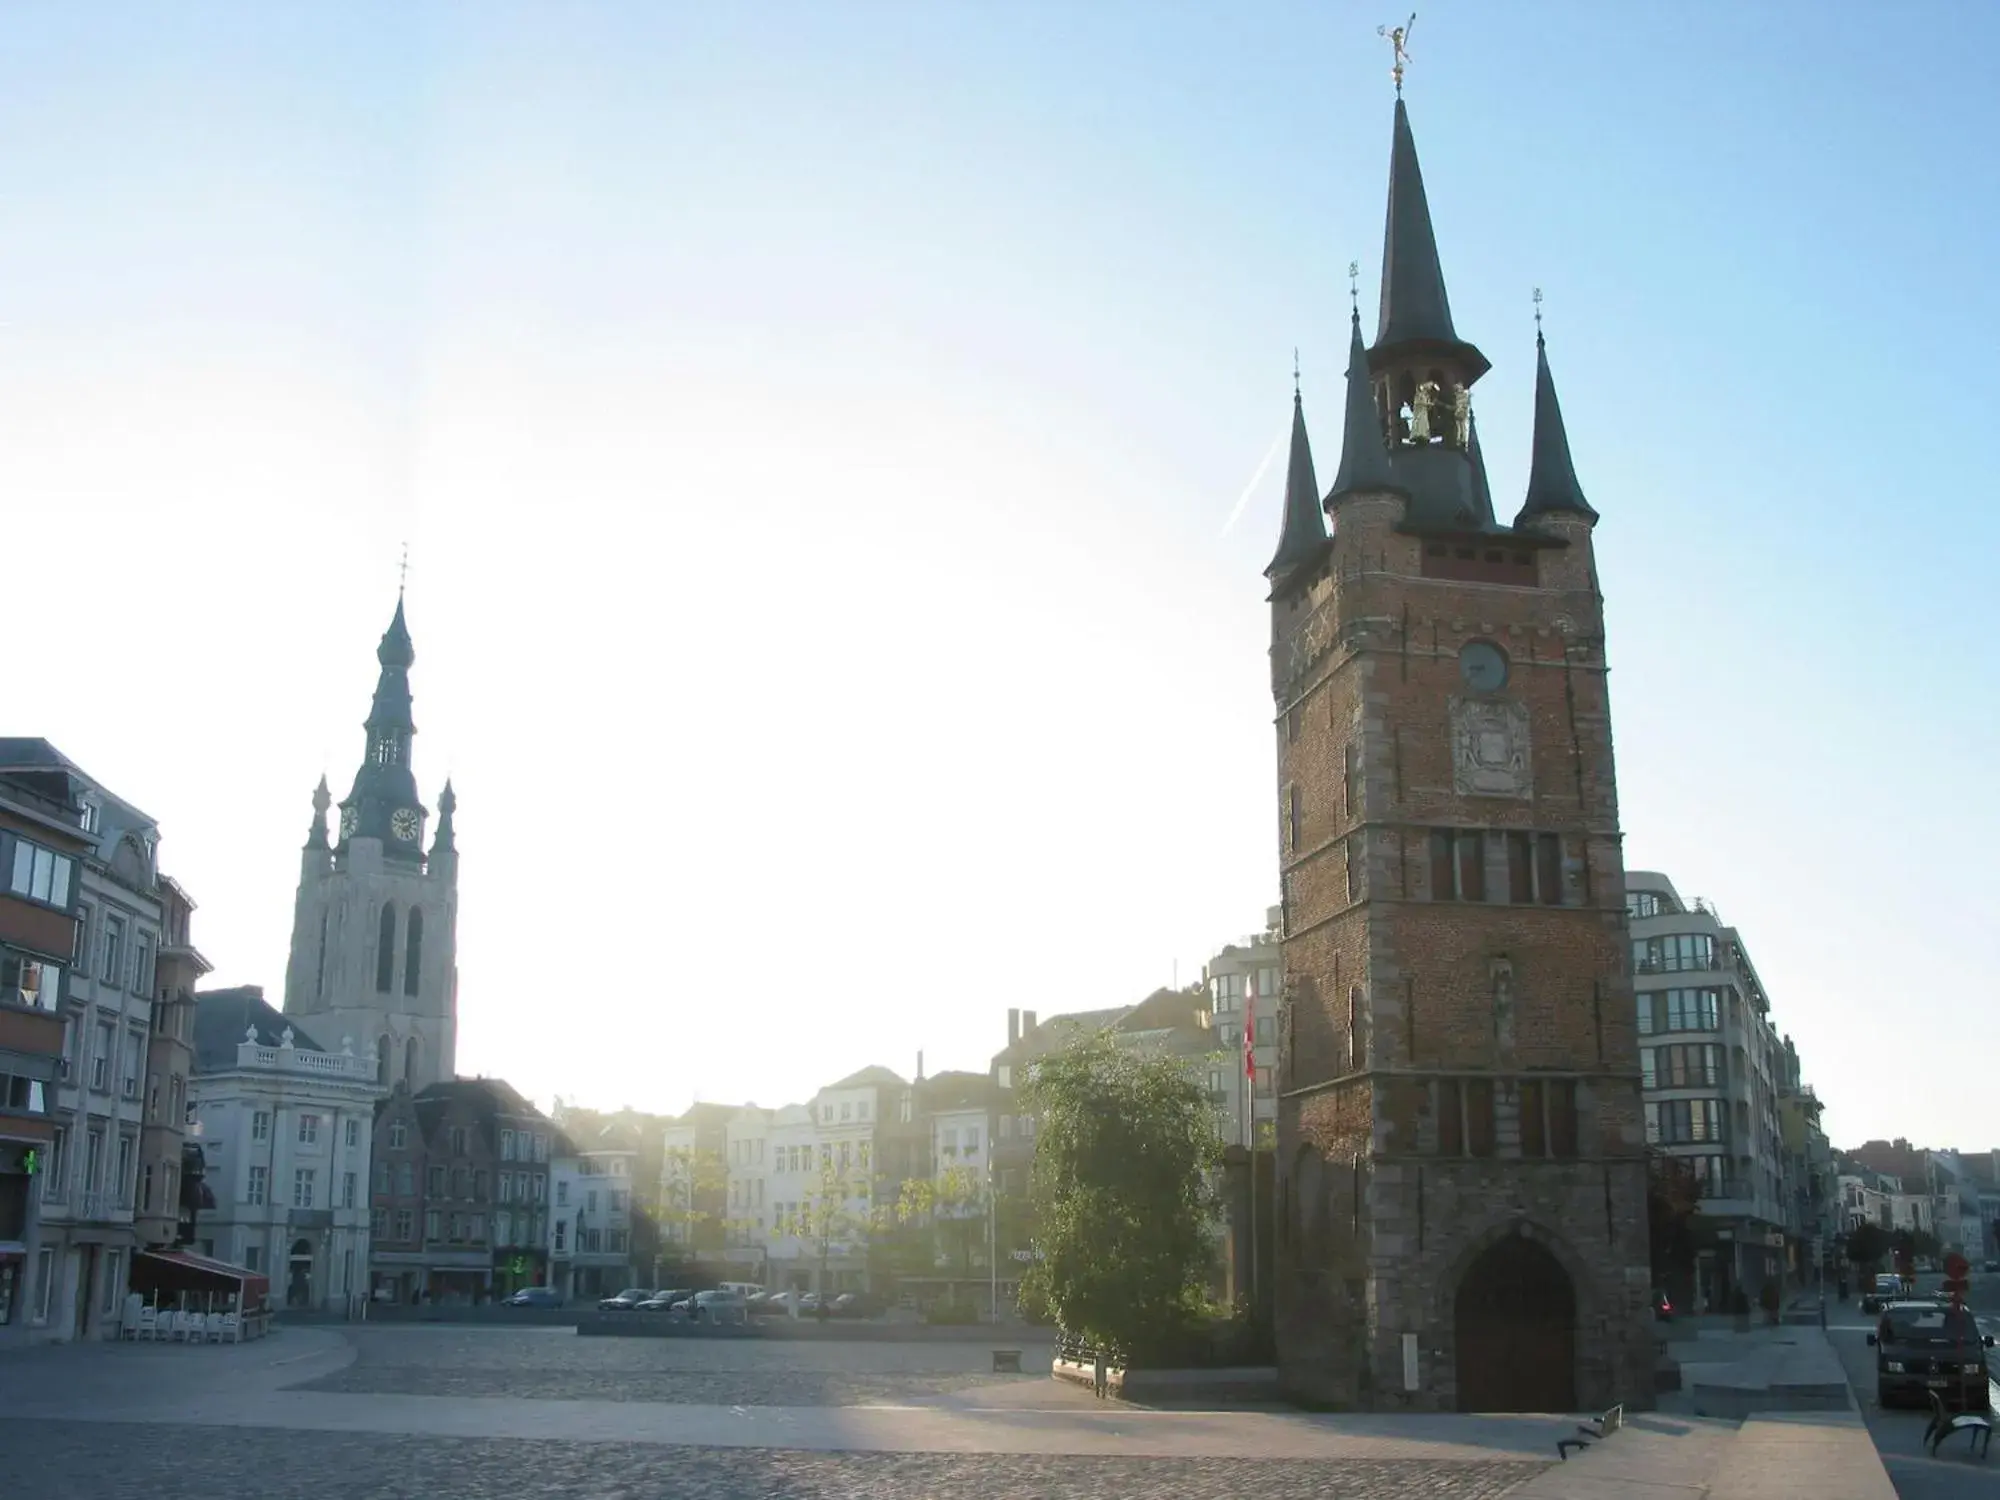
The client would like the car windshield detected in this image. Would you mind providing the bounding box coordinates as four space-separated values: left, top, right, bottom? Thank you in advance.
1874 1275 1902 1290
1885 1306 1980 1343
616 1288 648 1299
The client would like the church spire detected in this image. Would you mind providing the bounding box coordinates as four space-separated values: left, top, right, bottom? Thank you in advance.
1372 99 1489 381
1264 372 1327 582
1326 311 1404 506
305 775 331 851
431 779 457 858
1515 331 1597 525
338 595 426 862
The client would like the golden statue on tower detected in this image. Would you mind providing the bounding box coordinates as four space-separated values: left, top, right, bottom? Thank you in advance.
1378 13 1416 94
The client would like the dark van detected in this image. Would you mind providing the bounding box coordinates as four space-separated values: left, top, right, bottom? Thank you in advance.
1869 1300 1995 1411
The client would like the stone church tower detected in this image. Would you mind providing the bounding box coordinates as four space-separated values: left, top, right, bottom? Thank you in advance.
282 597 459 1093
1266 95 1654 1412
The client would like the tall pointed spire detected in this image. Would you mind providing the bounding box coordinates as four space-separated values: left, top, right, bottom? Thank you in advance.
1327 311 1404 506
339 595 425 862
1265 379 1327 581
431 779 457 857
1373 99 1489 381
1516 332 1596 523
305 775 331 851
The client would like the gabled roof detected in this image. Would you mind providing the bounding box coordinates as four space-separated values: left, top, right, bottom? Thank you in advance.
412 1076 548 1142
193 987 328 1073
823 1065 906 1092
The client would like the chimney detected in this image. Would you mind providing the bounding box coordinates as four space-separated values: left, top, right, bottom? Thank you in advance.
1023 1010 1037 1036
1007 1008 1020 1046
916 1049 925 1082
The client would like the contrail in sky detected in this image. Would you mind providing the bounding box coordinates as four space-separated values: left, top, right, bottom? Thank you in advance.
1217 421 1289 539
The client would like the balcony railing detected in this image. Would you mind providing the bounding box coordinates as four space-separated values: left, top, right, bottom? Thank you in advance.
75 1187 130 1221
238 1041 379 1082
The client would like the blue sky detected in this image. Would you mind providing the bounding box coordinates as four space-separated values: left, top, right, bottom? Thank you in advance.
3 2 1994 1148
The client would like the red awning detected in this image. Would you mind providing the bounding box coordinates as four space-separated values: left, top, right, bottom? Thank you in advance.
136 1248 271 1308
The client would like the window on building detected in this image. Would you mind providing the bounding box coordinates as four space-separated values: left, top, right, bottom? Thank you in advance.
1548 1081 1578 1158
101 1249 123 1315
1254 1066 1274 1098
425 1210 441 1240
388 1121 407 1150
394 1209 414 1240
396 1163 414 1194
1637 988 1723 1036
252 1110 270 1142
244 1245 263 1272
452 1168 469 1198
1644 1098 1729 1146
1626 890 1665 919
293 1169 316 1208
371 1208 388 1238
375 905 396 993
101 915 124 985
89 1020 112 1091
115 1133 133 1204
343 1172 357 1209
1343 742 1361 818
1631 933 1716 975
404 907 423 996
500 1129 515 1161
247 1166 267 1206
553 1219 568 1252
0 951 61 1012
298 1114 320 1146
345 1119 360 1149
1428 830 1486 901
1520 1079 1546 1157
449 1126 468 1156
121 1031 141 1097
8 838 75 908
1534 834 1564 906
1506 832 1535 903
1437 1080 1463 1156
1465 1079 1495 1157
141 1162 154 1211
472 1170 488 1200
555 1180 569 1207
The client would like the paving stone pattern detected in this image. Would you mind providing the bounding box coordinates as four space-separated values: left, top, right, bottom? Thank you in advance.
300 1327 1055 1406
6 1424 1551 1500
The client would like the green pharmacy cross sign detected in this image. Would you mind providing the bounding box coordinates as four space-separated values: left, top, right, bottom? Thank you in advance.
507 1256 528 1278
21 1148 39 1176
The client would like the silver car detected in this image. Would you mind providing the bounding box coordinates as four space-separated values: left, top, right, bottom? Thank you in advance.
682 1290 748 1326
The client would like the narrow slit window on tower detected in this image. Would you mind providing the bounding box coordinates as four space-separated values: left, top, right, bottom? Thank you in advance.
1534 834 1564 906
315 911 328 1000
1437 1080 1463 1157
1465 1078 1496 1158
375 905 397 993
1345 835 1362 905
1343 742 1361 819
1548 1081 1580 1159
1519 1079 1547 1158
1286 783 1303 853
1428 831 1454 900
1506 832 1534 903
404 908 424 997
1455 831 1486 903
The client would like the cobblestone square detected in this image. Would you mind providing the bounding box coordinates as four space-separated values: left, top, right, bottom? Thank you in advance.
0 1326 1563 1499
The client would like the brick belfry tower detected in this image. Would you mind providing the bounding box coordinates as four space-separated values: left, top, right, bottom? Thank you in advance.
1264 93 1654 1413
282 595 459 1094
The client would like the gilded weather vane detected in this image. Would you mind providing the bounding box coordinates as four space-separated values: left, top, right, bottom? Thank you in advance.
1348 259 1360 315
1379 13 1416 95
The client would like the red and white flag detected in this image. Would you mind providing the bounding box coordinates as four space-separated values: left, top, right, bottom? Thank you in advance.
1243 976 1257 1080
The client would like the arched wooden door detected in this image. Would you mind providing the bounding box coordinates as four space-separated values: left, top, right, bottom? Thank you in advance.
1454 1234 1576 1412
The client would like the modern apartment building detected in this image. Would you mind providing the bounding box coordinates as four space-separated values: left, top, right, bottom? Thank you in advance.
1201 907 1284 1148
1626 871 1794 1312
0 749 93 1343
189 988 380 1312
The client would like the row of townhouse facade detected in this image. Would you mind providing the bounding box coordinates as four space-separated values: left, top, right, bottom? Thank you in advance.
1840 1140 2000 1263
1625 871 1838 1313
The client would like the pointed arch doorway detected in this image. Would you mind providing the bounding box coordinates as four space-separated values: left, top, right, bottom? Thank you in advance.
1453 1231 1576 1412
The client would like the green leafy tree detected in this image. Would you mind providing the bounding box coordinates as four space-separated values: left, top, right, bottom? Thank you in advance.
659 1145 730 1266
1645 1150 1700 1289
1020 1031 1219 1361
774 1160 871 1296
1845 1220 1890 1274
893 1164 988 1278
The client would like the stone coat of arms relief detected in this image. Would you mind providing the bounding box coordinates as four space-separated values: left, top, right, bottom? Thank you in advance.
1450 697 1532 798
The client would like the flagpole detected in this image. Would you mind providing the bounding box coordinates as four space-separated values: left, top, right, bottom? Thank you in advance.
1245 976 1258 1311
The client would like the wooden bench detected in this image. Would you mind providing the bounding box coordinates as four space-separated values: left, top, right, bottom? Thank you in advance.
1925 1390 1993 1459
1557 1404 1623 1460
992 1348 1022 1373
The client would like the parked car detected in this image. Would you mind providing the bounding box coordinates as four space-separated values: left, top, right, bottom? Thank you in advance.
1862 1273 1904 1315
831 1292 885 1319
502 1286 562 1309
683 1290 748 1326
637 1289 690 1313
1870 1300 1995 1411
597 1287 655 1312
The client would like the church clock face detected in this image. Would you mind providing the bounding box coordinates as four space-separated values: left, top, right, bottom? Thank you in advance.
339 807 358 838
1459 640 1509 693
391 808 420 842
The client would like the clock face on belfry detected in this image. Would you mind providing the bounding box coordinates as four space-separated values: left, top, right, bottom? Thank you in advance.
339 807 358 838
391 808 421 842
